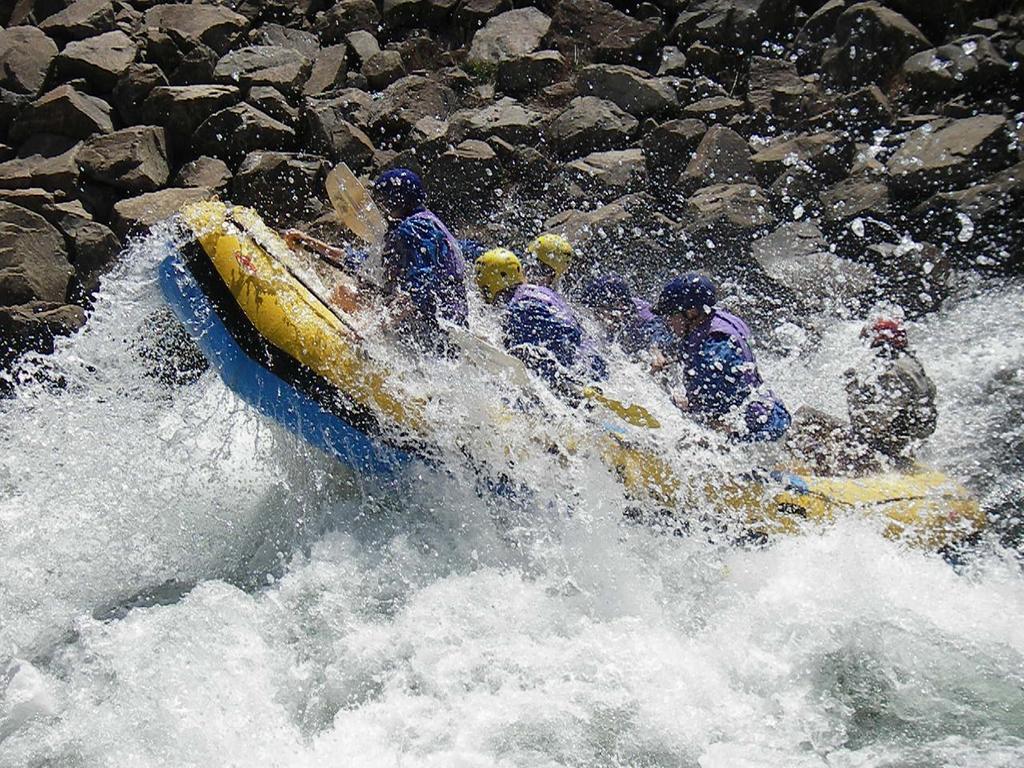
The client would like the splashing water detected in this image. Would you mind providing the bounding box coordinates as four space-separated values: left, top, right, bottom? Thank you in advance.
1 230 1023 767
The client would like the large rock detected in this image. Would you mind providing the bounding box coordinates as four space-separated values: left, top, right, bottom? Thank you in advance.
10 85 113 143
0 301 86 379
466 8 551 68
56 212 120 288
143 4 249 55
0 202 72 304
884 0 1004 42
110 186 212 237
682 183 776 244
314 0 381 44
362 50 405 92
679 125 754 191
452 98 544 145
565 148 647 197
576 65 677 119
141 84 242 136
751 220 874 309
0 142 81 195
901 36 1010 96
345 30 380 67
745 55 819 120
806 85 893 138
231 151 328 228
172 156 232 193
820 174 890 228
547 96 639 159
643 118 707 187
822 3 930 90
424 139 502 220
0 26 59 95
367 76 458 148
112 63 167 124
681 95 745 121
671 0 796 51
38 0 115 41
794 0 846 73
912 161 1024 271
193 103 297 167
547 0 661 65
78 125 169 192
887 114 1013 194
214 45 311 94
303 108 376 169
169 42 219 87
496 50 567 97
304 88 374 136
54 30 138 92
251 23 320 58
305 43 349 96
749 131 853 186
248 86 298 128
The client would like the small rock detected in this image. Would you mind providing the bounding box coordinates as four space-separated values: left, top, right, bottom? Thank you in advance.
367 75 458 148
231 151 329 228
363 49 405 91
78 125 169 192
658 46 688 76
467 7 551 69
57 214 120 291
143 4 249 56
214 45 311 95
251 23 320 58
746 56 811 116
54 30 138 92
565 148 647 197
679 125 754 191
681 95 746 121
173 156 232 193
577 64 678 119
0 26 59 95
38 0 115 42
496 50 568 97
887 114 1013 194
457 0 512 32
305 43 349 96
643 118 707 184
345 31 381 66
672 0 797 51
0 201 73 304
547 96 639 159
822 2 930 89
901 35 1010 96
111 186 212 238
0 142 82 195
10 85 113 143
193 104 297 168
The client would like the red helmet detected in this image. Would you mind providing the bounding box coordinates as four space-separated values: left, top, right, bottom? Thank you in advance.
864 318 908 350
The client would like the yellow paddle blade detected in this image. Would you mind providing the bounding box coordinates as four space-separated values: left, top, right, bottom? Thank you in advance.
325 163 386 244
582 386 661 429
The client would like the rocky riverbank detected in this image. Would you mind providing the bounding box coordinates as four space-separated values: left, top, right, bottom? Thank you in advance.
1 0 1022 381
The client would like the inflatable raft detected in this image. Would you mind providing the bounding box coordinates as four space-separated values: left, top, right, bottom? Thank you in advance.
159 201 984 551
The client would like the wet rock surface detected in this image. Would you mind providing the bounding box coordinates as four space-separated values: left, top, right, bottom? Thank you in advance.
0 0 1021 373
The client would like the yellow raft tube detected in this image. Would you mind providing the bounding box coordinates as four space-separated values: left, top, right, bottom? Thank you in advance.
170 201 984 552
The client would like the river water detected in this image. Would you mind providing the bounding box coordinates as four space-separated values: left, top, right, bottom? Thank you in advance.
1 228 1022 767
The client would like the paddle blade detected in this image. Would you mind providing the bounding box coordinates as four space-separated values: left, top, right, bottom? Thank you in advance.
325 164 386 244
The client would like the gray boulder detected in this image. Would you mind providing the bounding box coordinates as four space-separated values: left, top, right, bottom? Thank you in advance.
680 125 754 191
576 64 677 118
248 86 299 128
112 63 167 124
54 30 138 92
251 23 320 58
452 98 544 145
173 156 232 193
345 31 381 67
38 0 115 41
143 4 249 55
467 8 551 68
496 50 568 97
314 0 381 44
682 182 776 243
214 46 311 94
547 0 661 65
232 151 329 228
367 76 458 148
672 0 796 51
10 85 113 143
0 142 82 195
0 26 58 95
820 174 890 227
822 2 930 89
193 104 297 167
305 44 349 96
110 187 212 237
141 84 242 137
681 96 745 121
547 96 639 159
363 50 406 92
78 126 169 192
565 148 647 197
887 114 1013 194
901 36 1010 96
304 107 376 169
749 131 853 186
0 201 72 304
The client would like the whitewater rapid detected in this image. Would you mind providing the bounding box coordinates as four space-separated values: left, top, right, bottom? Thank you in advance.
1 230 1022 766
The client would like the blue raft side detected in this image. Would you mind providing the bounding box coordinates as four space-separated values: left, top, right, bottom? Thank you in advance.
157 249 413 479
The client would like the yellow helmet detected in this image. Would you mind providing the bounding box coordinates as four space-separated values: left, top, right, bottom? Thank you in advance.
475 248 524 303
527 233 574 281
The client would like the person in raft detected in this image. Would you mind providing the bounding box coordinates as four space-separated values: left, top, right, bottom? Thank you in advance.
284 168 468 350
844 317 937 466
651 273 791 442
525 234 574 291
474 247 606 399
579 273 670 362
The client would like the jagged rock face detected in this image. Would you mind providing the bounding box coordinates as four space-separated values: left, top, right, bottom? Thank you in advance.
0 201 73 305
821 3 931 89
0 26 59 95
